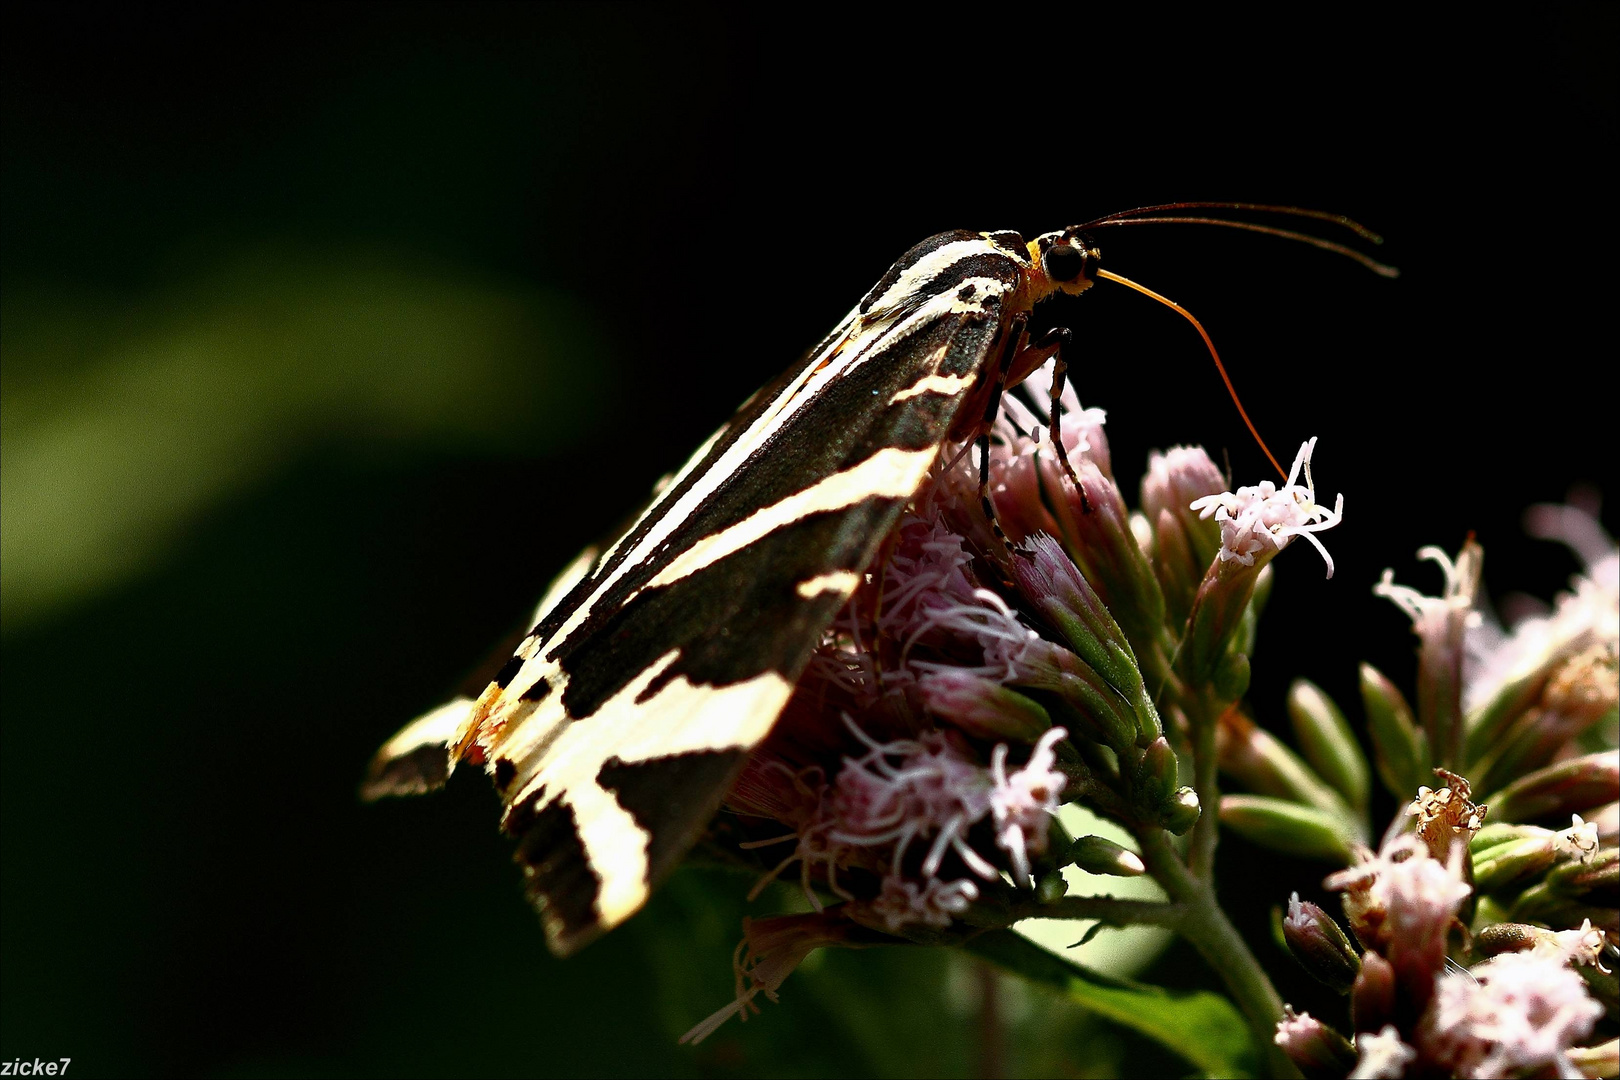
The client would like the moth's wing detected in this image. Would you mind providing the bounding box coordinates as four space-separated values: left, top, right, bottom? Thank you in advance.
361 698 475 800
456 235 1025 953
361 548 598 800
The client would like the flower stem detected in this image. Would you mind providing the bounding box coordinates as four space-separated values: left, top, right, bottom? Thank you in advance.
1038 895 1188 928
1136 828 1299 1079
1187 691 1224 881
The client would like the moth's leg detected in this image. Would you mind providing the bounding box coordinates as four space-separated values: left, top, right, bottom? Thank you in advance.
978 311 1029 552
1039 326 1092 513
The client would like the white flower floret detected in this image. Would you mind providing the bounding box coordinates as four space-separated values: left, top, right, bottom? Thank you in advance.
1189 437 1344 577
1374 542 1484 639
988 726 1067 885
1350 1025 1417 1079
875 514 1039 681
868 875 979 932
1540 919 1609 971
1555 814 1600 864
1422 947 1604 1078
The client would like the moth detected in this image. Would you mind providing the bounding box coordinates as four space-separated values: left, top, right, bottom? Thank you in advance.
363 204 1388 955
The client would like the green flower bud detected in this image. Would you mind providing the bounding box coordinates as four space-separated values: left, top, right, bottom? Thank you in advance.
1213 650 1251 703
1012 640 1138 754
1471 834 1559 894
1134 735 1180 809
1047 459 1166 656
1485 752 1620 824
1035 866 1069 905
1183 554 1264 685
1473 921 1565 959
1215 708 1360 832
1068 835 1146 877
1013 534 1161 746
1219 795 1358 863
1287 679 1370 820
1546 846 1617 897
1509 881 1618 931
1160 787 1201 835
1359 662 1428 801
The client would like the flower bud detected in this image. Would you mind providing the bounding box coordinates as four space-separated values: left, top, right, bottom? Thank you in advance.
1472 920 1587 959
1141 445 1226 567
1591 802 1618 845
1213 650 1251 703
1373 540 1482 771
1471 821 1545 856
1035 866 1069 905
916 669 1052 744
1282 893 1362 994
1183 553 1265 685
1012 534 1161 746
1546 847 1618 898
1067 834 1147 877
1273 1007 1357 1080
1216 708 1359 826
1509 882 1619 934
1219 795 1358 863
1160 787 1201 835
1151 507 1202 630
1133 735 1180 809
1485 752 1620 824
1011 639 1139 754
1288 679 1371 820
1358 663 1428 802
1471 833 1560 894
1462 649 1564 770
1045 458 1167 654
1350 950 1396 1034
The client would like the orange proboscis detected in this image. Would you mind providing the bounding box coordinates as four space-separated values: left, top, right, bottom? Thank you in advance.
1094 268 1288 481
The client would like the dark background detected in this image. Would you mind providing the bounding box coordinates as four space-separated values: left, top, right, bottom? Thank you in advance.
3 5 1615 1077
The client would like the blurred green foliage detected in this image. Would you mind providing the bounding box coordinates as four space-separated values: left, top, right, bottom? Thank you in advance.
2 252 611 630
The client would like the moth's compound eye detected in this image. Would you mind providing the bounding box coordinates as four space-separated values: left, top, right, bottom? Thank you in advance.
1044 244 1088 283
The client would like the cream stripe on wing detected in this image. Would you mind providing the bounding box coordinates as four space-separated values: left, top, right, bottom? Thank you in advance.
889 372 975 403
865 239 1005 318
796 570 862 598
644 446 938 591
471 242 1015 754
530 253 1011 661
510 650 794 928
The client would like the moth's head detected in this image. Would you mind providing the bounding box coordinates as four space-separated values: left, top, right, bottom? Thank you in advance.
1027 228 1101 301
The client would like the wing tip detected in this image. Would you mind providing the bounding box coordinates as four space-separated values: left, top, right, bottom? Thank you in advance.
359 697 475 802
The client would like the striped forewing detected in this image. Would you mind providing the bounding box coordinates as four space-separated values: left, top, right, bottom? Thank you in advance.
459 232 1029 952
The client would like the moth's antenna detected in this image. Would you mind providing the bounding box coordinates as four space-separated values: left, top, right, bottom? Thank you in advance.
1078 202 1385 244
1084 216 1399 278
1093 268 1288 480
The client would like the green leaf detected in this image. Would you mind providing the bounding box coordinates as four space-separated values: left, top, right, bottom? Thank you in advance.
966 929 1258 1078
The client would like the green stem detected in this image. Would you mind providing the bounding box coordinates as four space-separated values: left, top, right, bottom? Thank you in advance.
1037 895 1187 928
1136 828 1299 1080
1188 691 1222 881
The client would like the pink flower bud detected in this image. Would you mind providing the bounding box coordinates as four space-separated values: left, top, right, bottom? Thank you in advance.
1283 892 1363 994
1273 1007 1357 1079
916 668 1052 744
